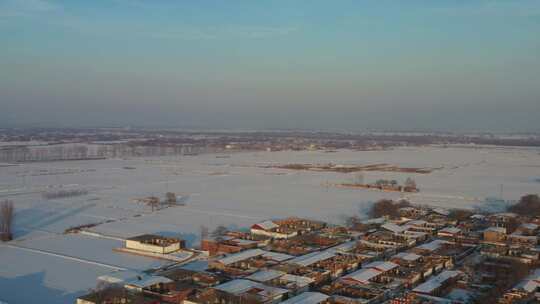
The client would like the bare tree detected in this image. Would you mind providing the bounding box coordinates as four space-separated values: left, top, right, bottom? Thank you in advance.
404 177 417 190
166 192 177 205
0 200 14 241
147 196 160 212
343 215 360 228
212 225 228 241
508 194 540 216
369 199 396 218
200 225 209 240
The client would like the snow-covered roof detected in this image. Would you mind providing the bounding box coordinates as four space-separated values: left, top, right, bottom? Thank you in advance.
217 249 293 265
381 223 406 234
485 226 506 234
509 233 537 241
289 251 336 267
214 279 287 296
362 217 386 225
180 260 209 272
518 280 539 293
413 281 441 294
514 268 540 292
280 292 329 304
402 230 428 238
433 208 450 216
127 276 173 288
245 269 285 282
446 288 474 302
281 274 315 286
252 220 279 230
407 220 427 226
521 223 539 231
493 212 518 218
343 268 382 284
393 252 421 262
217 249 266 265
439 227 461 234
262 251 294 262
470 214 486 220
214 279 259 294
328 241 356 253
363 261 398 272
437 270 461 281
415 240 448 252
231 238 258 245
413 271 461 294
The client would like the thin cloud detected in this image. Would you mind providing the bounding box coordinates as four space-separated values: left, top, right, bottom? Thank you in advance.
432 0 540 18
147 26 299 41
0 0 59 18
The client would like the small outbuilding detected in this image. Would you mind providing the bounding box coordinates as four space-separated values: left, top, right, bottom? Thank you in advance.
125 234 185 254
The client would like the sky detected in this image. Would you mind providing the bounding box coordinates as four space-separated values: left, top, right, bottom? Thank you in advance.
1 0 539 132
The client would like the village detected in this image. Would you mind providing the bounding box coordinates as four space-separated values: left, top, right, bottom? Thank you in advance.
75 195 540 304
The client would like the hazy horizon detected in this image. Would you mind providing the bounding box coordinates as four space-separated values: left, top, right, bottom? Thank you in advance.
1 0 540 132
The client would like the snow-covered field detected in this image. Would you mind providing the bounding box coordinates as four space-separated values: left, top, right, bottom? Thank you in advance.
0 145 539 303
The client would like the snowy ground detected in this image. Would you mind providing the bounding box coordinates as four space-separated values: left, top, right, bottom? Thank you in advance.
0 145 539 303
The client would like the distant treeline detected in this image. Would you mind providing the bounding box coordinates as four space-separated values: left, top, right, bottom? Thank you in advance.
42 189 88 200
508 194 540 216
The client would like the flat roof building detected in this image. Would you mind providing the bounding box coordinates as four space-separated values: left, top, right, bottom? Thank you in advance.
125 234 185 254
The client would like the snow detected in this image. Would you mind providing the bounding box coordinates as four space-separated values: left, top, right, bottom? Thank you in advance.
125 275 173 288
288 251 336 267
0 245 112 304
514 268 540 292
98 270 141 284
485 227 506 233
0 145 539 303
446 288 475 302
262 251 294 262
521 223 538 230
179 260 208 272
393 252 422 262
280 292 329 304
343 268 382 284
253 220 279 230
328 241 356 253
381 223 406 233
363 261 399 272
12 233 165 270
439 227 461 234
214 279 288 296
280 274 314 286
246 269 285 282
413 270 461 294
415 240 449 252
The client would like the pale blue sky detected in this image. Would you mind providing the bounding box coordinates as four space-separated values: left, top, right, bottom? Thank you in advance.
1 0 539 131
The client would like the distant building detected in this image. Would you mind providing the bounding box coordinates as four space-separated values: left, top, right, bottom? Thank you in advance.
125 234 185 254
437 227 462 238
212 279 288 303
281 292 329 304
412 270 462 297
201 236 258 256
76 287 158 304
484 227 507 243
209 248 293 277
251 218 326 239
499 268 540 303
